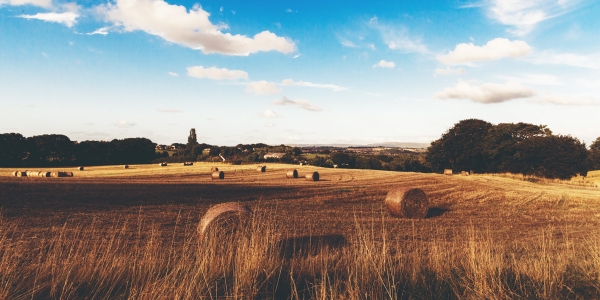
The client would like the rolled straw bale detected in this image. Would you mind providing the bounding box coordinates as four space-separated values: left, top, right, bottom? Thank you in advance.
299 163 304 166
210 166 219 172
27 171 40 177
385 187 429 219
160 163 167 167
257 166 266 172
211 171 225 180
39 172 50 177
286 169 298 178
64 172 74 177
12 171 18 177
124 165 129 169
183 162 193 166
444 169 453 175
460 171 469 176
17 171 27 177
77 166 84 171
305 172 319 181
198 202 252 238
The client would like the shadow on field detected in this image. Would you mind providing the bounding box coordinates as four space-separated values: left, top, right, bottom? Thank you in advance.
426 207 451 218
276 234 349 258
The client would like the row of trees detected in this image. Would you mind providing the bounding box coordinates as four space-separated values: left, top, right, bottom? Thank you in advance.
0 133 156 167
426 119 595 179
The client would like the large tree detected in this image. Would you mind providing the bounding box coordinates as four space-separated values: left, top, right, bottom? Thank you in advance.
426 119 493 173
0 133 29 167
588 137 600 171
514 135 588 179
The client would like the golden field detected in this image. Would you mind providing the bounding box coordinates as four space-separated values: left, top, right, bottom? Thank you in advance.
1 163 600 299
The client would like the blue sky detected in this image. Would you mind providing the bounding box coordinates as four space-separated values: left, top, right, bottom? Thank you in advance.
1 0 599 145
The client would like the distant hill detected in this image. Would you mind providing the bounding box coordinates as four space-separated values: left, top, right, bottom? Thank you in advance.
289 142 430 149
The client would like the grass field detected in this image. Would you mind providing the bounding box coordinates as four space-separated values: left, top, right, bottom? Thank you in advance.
1 164 600 299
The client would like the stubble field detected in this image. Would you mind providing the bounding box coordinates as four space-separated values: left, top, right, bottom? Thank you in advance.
1 163 600 299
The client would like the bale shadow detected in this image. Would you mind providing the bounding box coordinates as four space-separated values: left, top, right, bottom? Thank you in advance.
425 207 451 218
276 234 348 258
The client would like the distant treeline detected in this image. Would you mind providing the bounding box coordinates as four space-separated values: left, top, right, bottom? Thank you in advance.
0 133 156 167
427 119 600 179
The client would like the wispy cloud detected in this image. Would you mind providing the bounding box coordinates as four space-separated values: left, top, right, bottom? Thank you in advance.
527 50 600 69
246 81 280 95
281 79 347 91
0 0 51 8
437 38 531 65
369 16 428 54
87 27 109 35
481 0 586 36
272 96 322 111
338 37 359 48
156 108 182 113
19 11 78 27
498 73 562 86
167 71 179 77
261 109 278 118
434 80 536 104
187 66 248 80
434 67 466 75
115 120 136 128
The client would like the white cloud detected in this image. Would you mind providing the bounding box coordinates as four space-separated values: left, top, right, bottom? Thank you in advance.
367 44 376 50
484 0 582 36
272 96 322 111
281 79 347 91
286 8 292 13
373 60 395 68
527 50 600 69
261 109 278 118
0 0 51 8
99 0 296 56
370 19 428 54
246 81 280 95
115 120 136 127
19 11 78 27
499 73 562 86
87 27 109 35
437 38 531 65
167 71 179 77
532 93 598 106
339 38 359 48
434 67 467 75
187 66 248 80
293 54 301 59
156 108 182 112
434 80 537 104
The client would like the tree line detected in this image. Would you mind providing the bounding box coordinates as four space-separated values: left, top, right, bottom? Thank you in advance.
427 119 599 179
0 133 156 167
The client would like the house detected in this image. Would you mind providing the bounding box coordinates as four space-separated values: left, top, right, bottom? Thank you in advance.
264 152 287 159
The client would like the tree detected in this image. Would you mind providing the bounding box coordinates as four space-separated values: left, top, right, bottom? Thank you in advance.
330 152 355 168
426 119 493 173
0 133 29 167
483 123 548 173
588 137 600 171
514 135 588 179
27 134 75 166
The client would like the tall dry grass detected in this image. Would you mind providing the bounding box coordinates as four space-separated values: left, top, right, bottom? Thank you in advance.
1 208 600 299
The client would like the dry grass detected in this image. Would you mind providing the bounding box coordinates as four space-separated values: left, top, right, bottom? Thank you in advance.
1 164 600 299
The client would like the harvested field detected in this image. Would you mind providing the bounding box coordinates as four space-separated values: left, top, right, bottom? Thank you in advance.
1 164 600 299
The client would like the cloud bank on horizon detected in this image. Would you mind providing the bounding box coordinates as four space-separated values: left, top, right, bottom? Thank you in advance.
1 0 599 145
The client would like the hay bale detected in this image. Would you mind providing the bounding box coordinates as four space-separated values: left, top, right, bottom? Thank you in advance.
257 166 266 172
39 172 50 177
444 169 453 175
124 165 129 169
16 171 27 177
286 169 298 178
77 166 84 171
210 166 219 172
385 187 429 219
306 172 319 181
299 163 304 166
211 171 224 180
198 202 252 238
64 172 73 177
12 171 18 177
160 163 167 167
26 171 40 177
460 171 469 176
183 162 193 166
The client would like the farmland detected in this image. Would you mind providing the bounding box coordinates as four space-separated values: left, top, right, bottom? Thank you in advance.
1 164 600 299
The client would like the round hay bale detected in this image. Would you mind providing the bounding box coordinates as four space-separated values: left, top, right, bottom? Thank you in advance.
198 202 252 238
305 172 319 181
385 187 429 219
286 169 298 178
39 172 50 177
460 171 469 176
299 163 304 166
257 166 266 172
443 169 453 175
12 171 18 177
211 171 225 180
124 165 129 169
183 162 193 166
77 166 84 171
210 166 219 172
160 163 167 167
64 172 74 177
16 171 26 177
27 171 40 177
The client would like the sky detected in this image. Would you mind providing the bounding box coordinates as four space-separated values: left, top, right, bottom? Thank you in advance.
1 0 599 146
